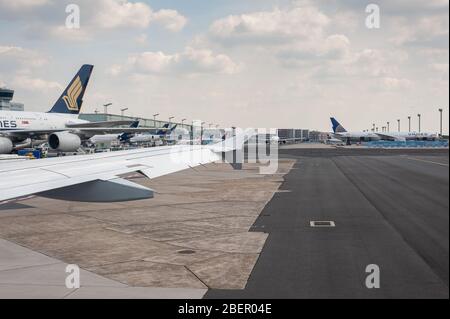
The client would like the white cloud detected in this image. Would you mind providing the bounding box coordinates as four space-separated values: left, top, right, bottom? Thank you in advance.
278 34 351 64
1 0 187 42
390 14 449 46
0 0 50 11
210 5 329 44
381 77 413 90
111 47 240 75
86 0 187 32
11 74 62 92
135 34 149 45
349 49 408 77
96 0 153 29
430 63 449 74
0 45 48 68
49 26 92 42
152 9 187 32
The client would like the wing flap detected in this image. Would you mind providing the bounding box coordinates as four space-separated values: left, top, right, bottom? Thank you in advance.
40 178 154 202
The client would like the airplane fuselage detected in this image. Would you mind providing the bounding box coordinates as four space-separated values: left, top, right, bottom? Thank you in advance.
130 134 163 143
334 131 380 141
0 111 87 137
380 131 438 141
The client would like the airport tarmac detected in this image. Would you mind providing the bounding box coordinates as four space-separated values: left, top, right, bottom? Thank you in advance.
0 147 448 299
0 160 293 299
207 148 449 299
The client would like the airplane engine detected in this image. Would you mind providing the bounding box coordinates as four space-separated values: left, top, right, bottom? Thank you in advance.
0 137 13 154
49 132 81 152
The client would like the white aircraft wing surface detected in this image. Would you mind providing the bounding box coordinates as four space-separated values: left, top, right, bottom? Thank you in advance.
0 130 254 203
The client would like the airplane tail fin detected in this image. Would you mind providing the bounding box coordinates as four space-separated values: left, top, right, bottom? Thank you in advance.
330 117 347 133
169 124 178 133
129 120 140 128
156 123 170 136
120 120 140 142
48 64 94 115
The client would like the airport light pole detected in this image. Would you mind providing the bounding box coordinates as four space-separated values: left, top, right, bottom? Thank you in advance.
439 108 443 136
408 116 411 132
387 122 390 132
397 119 400 132
120 107 128 118
103 103 112 114
169 116 175 125
372 123 376 132
418 114 421 133
153 113 159 126
181 118 186 125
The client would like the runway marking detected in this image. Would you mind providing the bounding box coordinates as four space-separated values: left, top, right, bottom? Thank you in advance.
406 157 449 167
310 221 336 228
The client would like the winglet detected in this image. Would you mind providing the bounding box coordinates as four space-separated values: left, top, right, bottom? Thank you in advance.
49 64 94 114
209 128 256 153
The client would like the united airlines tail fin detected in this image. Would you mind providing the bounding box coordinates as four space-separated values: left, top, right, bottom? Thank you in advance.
330 117 347 133
49 64 94 114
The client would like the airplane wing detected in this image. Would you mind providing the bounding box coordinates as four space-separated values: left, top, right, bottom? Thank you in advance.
0 129 254 203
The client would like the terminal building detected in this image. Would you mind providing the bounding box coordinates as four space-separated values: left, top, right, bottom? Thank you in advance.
79 113 193 132
277 128 310 142
0 88 24 111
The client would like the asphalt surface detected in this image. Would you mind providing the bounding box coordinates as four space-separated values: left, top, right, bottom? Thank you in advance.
206 148 449 298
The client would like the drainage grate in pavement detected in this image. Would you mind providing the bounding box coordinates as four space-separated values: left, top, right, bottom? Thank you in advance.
310 221 336 227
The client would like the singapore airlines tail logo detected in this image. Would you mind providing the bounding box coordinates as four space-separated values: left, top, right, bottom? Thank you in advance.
62 76 83 111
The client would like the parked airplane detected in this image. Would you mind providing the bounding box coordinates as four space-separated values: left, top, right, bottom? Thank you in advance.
376 131 438 141
89 120 140 145
130 124 178 144
330 118 380 144
0 64 166 154
0 129 255 203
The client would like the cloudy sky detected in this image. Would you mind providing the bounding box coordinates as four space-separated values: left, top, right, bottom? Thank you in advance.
0 0 448 133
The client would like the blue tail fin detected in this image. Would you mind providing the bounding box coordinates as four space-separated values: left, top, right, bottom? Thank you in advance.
330 117 347 133
120 120 140 142
169 124 178 133
156 123 170 136
49 64 94 114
